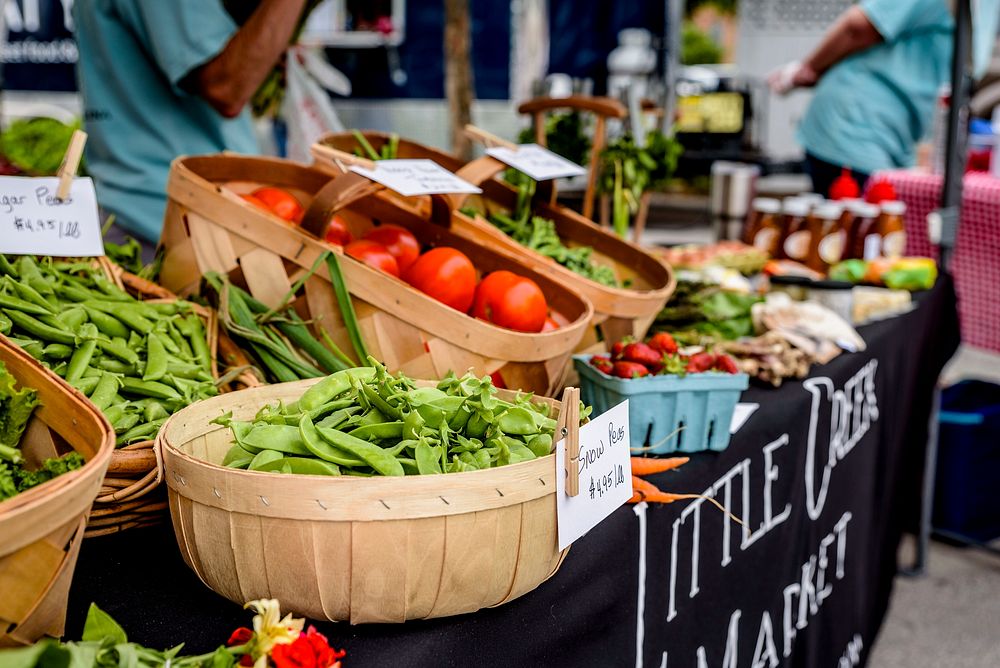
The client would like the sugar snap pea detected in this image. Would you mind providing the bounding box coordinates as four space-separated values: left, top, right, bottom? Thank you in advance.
0 293 51 316
88 372 121 411
3 309 74 344
144 334 167 381
42 343 73 359
120 377 181 400
65 325 98 384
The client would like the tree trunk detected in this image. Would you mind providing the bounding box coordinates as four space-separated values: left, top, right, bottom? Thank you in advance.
444 0 474 160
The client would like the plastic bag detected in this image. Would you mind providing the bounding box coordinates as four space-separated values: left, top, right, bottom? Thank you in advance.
282 46 349 162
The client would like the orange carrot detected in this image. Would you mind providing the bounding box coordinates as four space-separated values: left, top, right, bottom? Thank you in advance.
629 476 681 504
630 456 689 477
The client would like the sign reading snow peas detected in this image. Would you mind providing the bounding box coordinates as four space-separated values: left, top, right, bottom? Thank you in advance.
556 399 632 550
0 176 104 256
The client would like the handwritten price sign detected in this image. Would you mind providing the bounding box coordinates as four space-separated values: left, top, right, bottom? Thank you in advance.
0 176 104 257
485 144 586 181
556 399 632 550
350 159 482 197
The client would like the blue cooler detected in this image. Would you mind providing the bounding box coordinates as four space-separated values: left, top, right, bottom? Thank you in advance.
933 380 1000 541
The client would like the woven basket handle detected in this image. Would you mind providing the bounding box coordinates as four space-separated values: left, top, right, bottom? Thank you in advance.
301 172 453 239
449 156 554 210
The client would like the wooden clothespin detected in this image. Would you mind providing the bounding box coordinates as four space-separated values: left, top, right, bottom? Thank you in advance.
463 124 518 151
56 130 88 201
312 144 377 172
557 386 581 497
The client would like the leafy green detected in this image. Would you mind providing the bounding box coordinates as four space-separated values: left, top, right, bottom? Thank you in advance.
0 117 81 176
681 22 723 65
0 361 38 452
517 110 590 166
655 281 760 341
598 130 683 237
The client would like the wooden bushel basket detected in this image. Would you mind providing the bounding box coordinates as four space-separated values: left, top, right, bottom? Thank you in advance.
0 339 114 646
84 265 219 537
448 156 675 350
158 155 593 397
157 379 569 624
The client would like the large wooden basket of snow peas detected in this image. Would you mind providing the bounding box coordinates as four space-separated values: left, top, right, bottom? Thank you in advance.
158 154 592 396
0 255 219 536
158 360 581 623
446 155 676 351
0 337 114 646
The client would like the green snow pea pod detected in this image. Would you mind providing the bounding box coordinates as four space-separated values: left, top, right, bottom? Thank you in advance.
349 421 404 442
415 439 442 475
240 424 311 456
526 433 553 458
114 413 142 434
397 459 419 475
498 406 540 435
84 301 154 333
0 312 10 335
403 409 425 440
42 343 73 359
222 443 255 468
4 309 74 344
70 375 101 395
103 403 129 427
120 377 181 400
315 425 404 476
56 307 87 331
116 417 166 445
0 293 51 316
65 324 98 384
96 337 140 364
359 382 402 420
352 407 387 428
95 358 139 375
256 456 341 476
316 407 359 430
165 361 211 381
142 401 170 423
82 305 130 339
88 372 121 411
296 367 376 413
299 415 365 467
248 449 284 471
465 411 489 438
144 334 168 381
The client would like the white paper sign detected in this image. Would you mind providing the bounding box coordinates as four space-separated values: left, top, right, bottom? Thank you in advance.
0 177 104 257
557 399 633 550
486 143 586 181
350 159 481 197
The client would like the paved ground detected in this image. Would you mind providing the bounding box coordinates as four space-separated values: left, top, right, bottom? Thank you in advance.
870 538 1000 667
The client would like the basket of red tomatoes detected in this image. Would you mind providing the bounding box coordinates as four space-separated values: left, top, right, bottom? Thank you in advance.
160 156 592 396
573 332 749 454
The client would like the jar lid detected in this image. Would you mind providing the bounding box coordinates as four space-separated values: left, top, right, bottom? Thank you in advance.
752 197 781 214
847 200 881 218
782 198 811 217
796 193 825 205
814 201 845 220
880 200 907 215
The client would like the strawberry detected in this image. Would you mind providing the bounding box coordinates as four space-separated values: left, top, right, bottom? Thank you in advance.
622 342 661 368
713 354 740 374
685 352 715 373
660 353 689 376
610 341 626 360
612 361 650 379
590 355 614 375
647 332 678 355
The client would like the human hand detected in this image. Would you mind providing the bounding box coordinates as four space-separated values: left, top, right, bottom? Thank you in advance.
767 61 819 95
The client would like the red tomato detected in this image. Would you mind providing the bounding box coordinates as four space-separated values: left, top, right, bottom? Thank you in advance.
471 270 548 333
363 224 421 273
252 186 304 223
404 247 477 312
345 240 399 277
240 193 269 210
542 316 560 332
325 215 353 246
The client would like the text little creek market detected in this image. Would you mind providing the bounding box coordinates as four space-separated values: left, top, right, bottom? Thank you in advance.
635 359 879 667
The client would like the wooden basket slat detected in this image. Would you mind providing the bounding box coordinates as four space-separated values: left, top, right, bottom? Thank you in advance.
158 377 569 623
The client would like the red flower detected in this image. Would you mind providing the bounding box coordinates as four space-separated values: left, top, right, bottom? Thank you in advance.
239 656 253 667
228 627 253 647
271 627 346 668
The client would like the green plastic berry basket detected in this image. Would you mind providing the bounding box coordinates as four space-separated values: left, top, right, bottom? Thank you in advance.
573 355 749 454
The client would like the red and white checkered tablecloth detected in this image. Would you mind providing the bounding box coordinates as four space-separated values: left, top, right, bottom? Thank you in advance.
872 169 1000 352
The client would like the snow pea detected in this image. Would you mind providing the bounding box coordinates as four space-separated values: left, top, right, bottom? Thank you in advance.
65 325 98 384
239 424 311 456
3 309 74 344
42 343 73 359
299 415 365 467
88 372 121 411
415 439 442 475
498 406 540 435
82 306 130 339
256 456 341 476
222 443 255 469
348 421 404 442
143 334 167 382
120 377 181 401
315 425 404 476
96 337 140 364
248 449 284 471
296 367 376 412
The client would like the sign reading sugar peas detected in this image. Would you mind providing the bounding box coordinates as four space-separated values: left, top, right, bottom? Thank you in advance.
0 176 104 257
485 144 586 181
556 399 632 550
350 159 482 197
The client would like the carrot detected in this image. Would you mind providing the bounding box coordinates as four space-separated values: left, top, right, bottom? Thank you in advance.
628 475 747 525
630 456 689 477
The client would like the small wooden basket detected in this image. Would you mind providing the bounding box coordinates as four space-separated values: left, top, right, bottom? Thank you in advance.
158 379 569 624
0 338 114 646
158 154 593 396
448 156 676 351
85 266 219 537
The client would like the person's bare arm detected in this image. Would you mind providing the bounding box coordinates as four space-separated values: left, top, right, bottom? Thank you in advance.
798 6 885 85
193 0 308 118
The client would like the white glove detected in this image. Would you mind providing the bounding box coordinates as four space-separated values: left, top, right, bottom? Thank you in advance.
767 60 817 95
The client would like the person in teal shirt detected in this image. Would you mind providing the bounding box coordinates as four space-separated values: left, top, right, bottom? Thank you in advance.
769 0 1000 196
73 0 308 243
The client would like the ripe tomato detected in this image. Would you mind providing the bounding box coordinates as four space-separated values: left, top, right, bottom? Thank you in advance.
471 270 548 333
240 193 269 209
324 215 353 246
364 224 421 273
345 240 399 277
404 247 476 312
542 316 560 331
252 186 304 223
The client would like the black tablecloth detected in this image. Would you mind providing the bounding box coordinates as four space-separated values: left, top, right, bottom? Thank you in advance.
65 278 960 668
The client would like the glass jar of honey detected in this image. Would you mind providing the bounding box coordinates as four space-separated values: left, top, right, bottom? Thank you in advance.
877 200 907 258
779 197 812 261
743 197 783 257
